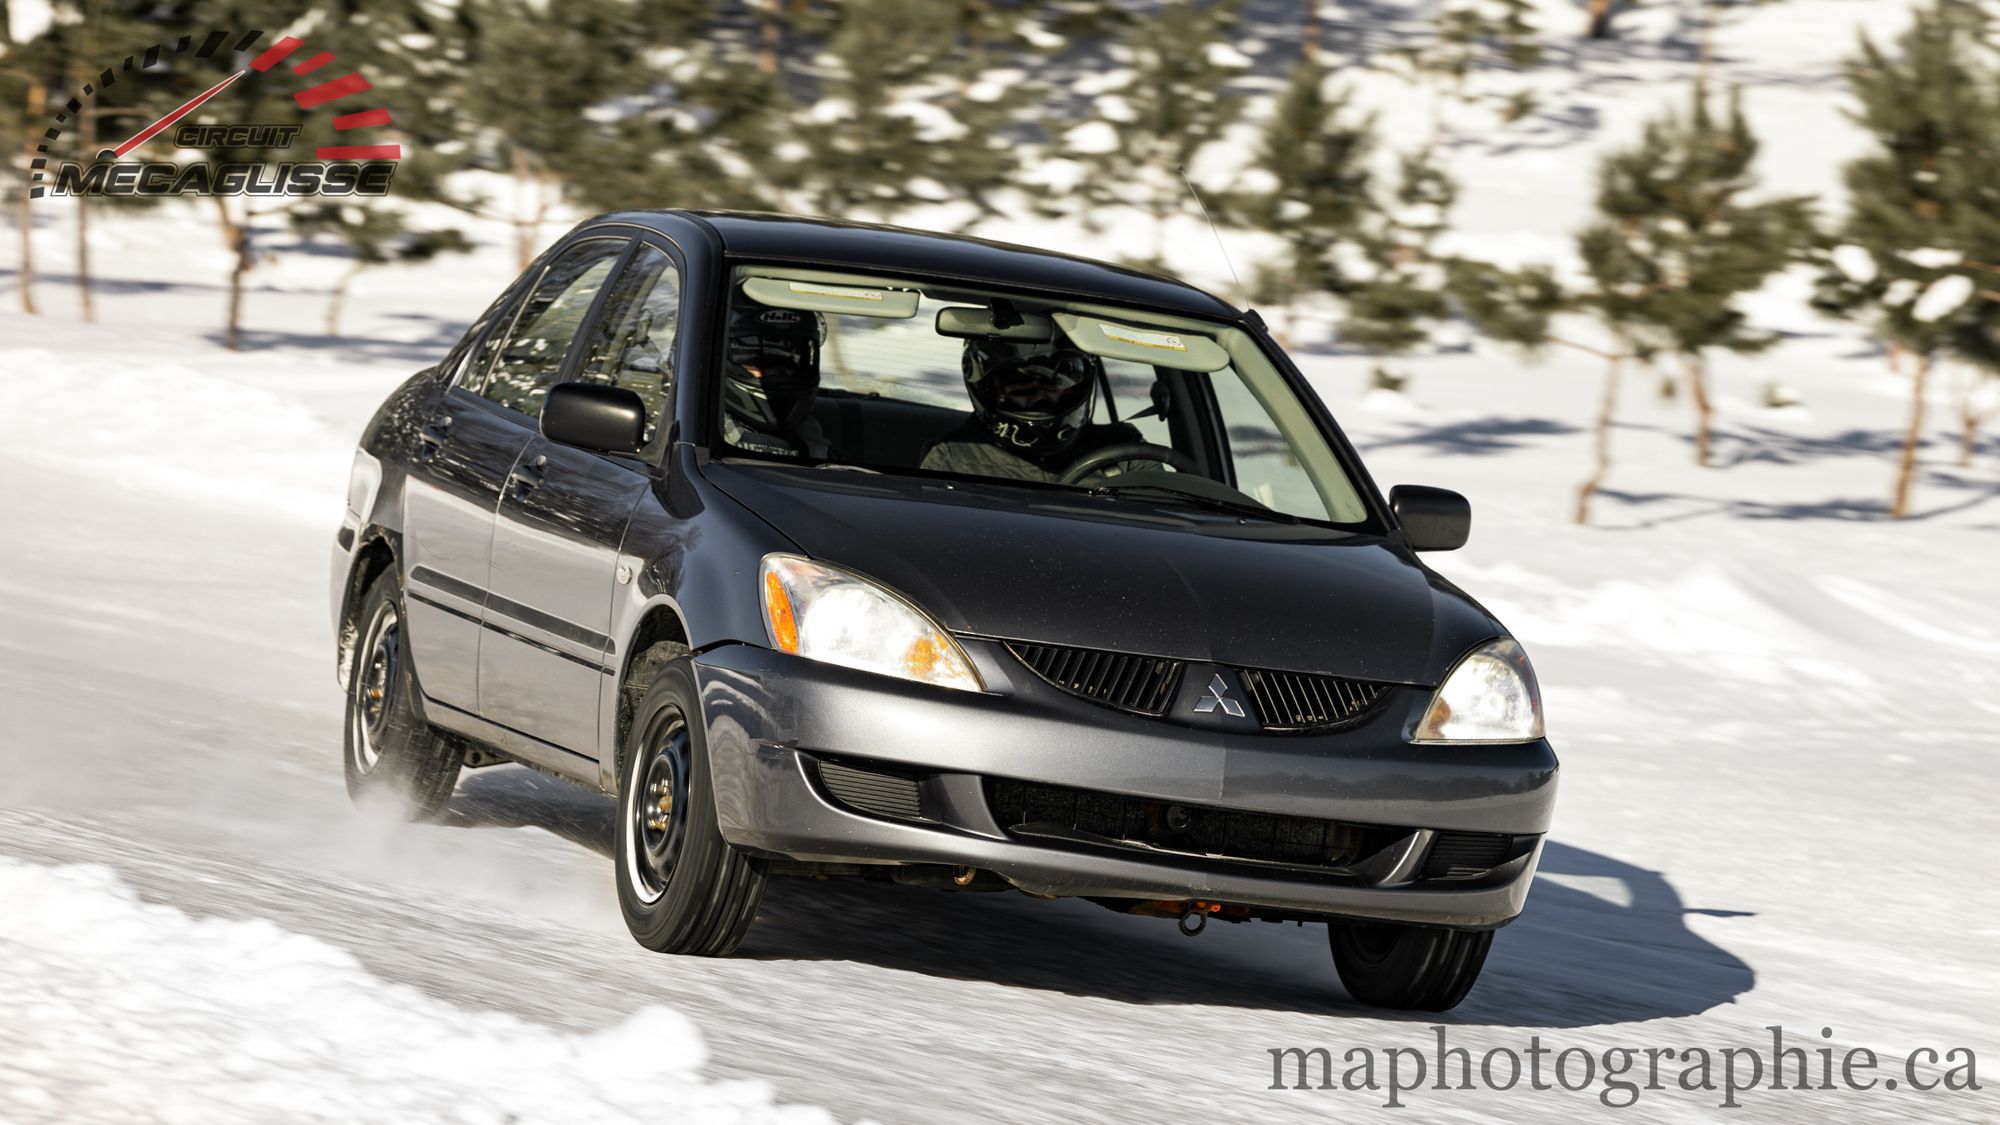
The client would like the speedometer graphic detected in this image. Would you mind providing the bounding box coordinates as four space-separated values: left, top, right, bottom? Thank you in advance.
30 29 401 200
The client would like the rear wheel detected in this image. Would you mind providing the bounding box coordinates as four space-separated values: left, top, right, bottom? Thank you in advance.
614 649 767 955
343 572 465 820
1327 920 1494 1011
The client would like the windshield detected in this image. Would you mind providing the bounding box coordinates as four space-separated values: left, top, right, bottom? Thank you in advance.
713 264 1371 525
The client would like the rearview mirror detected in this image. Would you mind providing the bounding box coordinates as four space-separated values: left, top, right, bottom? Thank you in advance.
542 382 646 454
1390 485 1470 551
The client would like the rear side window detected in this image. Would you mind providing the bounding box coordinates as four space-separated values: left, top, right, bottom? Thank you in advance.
444 281 525 388
476 238 626 416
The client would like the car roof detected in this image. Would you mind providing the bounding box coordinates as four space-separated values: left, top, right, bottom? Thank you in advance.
598 209 1242 321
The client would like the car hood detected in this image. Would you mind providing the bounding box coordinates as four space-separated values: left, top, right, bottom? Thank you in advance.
706 463 1504 686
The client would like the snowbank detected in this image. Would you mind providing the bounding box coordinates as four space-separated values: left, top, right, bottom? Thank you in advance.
0 348 354 523
0 858 837 1125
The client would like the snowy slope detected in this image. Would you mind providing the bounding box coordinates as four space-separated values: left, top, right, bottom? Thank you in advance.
0 859 833 1125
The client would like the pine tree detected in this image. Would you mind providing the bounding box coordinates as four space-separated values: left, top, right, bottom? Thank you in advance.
291 203 470 335
1341 147 1457 385
575 35 789 216
781 0 1027 224
1435 0 1541 81
53 0 327 348
1590 83 1815 466
1448 233 1659 526
1059 0 1247 269
24 0 489 347
1385 0 1543 142
0 16 48 314
17 0 184 322
1239 57 1375 341
1816 0 2000 516
462 0 698 269
1583 0 1624 41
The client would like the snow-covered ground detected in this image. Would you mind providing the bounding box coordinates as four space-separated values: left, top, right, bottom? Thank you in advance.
0 859 832 1125
3 1 1998 1122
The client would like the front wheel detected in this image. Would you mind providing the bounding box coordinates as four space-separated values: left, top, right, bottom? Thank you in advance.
1327 920 1494 1011
614 649 767 955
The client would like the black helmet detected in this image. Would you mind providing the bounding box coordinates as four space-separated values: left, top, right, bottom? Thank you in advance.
724 303 823 435
962 337 1101 458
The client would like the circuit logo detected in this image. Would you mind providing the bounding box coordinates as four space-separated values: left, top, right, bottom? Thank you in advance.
31 30 400 199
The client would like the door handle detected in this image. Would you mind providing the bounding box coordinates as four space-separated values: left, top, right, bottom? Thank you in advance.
417 415 454 462
507 454 547 499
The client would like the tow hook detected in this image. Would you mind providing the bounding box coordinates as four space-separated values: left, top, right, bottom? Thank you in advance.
1178 901 1223 936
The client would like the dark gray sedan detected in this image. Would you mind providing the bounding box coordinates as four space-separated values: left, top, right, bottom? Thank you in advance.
330 210 1557 1011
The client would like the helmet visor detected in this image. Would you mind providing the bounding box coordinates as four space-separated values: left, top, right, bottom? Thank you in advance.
984 350 1095 419
730 334 815 386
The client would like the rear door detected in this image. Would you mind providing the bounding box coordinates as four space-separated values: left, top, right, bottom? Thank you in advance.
481 240 684 756
398 277 540 711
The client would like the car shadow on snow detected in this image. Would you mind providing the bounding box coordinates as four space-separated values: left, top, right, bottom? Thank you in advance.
445 769 1753 1028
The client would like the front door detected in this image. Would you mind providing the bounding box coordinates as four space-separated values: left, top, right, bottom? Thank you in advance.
481 241 683 757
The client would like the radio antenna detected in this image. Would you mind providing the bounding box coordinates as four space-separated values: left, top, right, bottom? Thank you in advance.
1179 163 1250 311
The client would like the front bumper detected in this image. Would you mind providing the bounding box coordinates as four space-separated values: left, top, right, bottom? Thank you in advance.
696 641 1559 929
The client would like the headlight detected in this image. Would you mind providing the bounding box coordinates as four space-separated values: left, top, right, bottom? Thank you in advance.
1413 637 1543 743
759 555 983 693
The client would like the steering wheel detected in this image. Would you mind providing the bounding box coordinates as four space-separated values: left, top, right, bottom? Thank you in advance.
1057 441 1198 485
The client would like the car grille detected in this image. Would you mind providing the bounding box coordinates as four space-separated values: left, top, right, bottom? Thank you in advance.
816 758 932 822
985 777 1396 873
1003 641 1391 731
1004 642 1182 716
1239 668 1389 731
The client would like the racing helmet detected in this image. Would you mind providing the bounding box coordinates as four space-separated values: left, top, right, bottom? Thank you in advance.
962 337 1101 458
724 303 823 435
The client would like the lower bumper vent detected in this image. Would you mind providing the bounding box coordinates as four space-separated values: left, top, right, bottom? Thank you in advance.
985 777 1399 873
816 758 932 822
1421 832 1519 879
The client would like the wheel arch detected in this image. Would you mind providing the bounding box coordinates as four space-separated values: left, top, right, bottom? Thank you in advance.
608 599 695 791
336 529 401 692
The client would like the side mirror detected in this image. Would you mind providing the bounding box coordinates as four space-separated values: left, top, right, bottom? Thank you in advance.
1390 485 1471 551
542 382 645 454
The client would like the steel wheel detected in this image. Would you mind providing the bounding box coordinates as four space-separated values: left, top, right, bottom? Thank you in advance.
340 572 465 820
612 651 768 955
623 714 691 904
349 599 400 775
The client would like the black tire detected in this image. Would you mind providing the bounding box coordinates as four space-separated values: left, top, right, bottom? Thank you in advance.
614 647 768 955
1327 920 1494 1011
342 571 465 820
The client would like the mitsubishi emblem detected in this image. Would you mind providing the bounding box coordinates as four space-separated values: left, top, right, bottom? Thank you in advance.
1192 673 1245 718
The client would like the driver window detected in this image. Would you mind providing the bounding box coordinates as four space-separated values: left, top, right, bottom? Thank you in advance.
478 238 625 416
575 244 680 442
1100 357 1174 447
